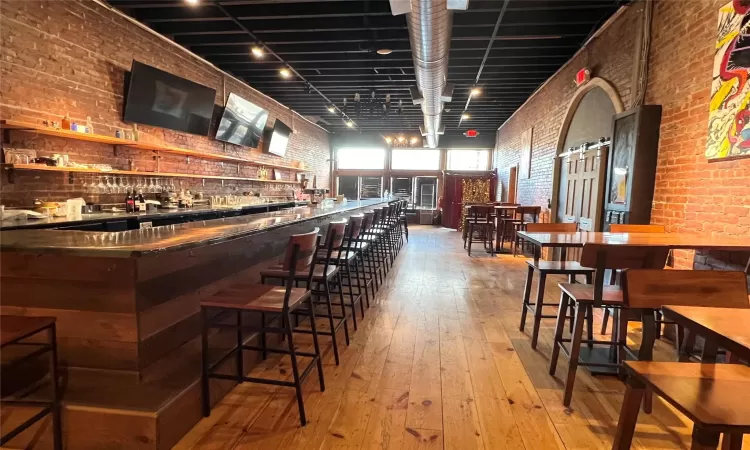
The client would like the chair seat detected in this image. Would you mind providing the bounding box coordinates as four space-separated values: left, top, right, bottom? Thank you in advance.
201 282 310 312
261 264 338 281
624 361 750 429
558 283 623 305
317 249 357 261
527 260 595 275
1 315 56 347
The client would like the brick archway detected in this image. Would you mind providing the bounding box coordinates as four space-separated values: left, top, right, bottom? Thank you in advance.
549 77 624 222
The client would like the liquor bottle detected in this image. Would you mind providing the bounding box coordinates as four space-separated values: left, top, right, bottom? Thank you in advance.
61 113 71 130
126 190 135 213
137 189 145 212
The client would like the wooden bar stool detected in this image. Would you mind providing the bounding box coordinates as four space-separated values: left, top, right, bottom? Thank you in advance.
465 204 495 256
548 243 670 407
261 220 349 365
200 228 324 427
519 222 595 350
398 199 409 242
0 315 62 450
328 215 367 329
512 205 541 256
613 362 750 450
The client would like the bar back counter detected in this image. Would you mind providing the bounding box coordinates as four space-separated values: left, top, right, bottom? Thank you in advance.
0 198 389 449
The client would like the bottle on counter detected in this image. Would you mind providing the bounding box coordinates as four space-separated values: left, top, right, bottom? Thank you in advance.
137 189 145 212
61 113 71 130
125 189 135 213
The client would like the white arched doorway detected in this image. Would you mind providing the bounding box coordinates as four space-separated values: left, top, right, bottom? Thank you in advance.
550 78 624 230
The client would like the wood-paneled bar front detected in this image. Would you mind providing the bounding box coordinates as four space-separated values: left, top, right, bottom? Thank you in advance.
0 199 389 450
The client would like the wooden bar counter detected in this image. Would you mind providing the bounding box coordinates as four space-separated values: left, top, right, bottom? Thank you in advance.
0 198 389 450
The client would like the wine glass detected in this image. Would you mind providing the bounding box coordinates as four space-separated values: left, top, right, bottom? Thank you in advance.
97 176 106 194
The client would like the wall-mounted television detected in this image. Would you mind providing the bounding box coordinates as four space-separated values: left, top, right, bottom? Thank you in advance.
215 93 269 148
123 60 216 136
265 120 292 157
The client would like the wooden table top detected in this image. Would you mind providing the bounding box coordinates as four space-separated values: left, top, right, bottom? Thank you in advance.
662 306 750 360
1 315 55 347
517 231 750 251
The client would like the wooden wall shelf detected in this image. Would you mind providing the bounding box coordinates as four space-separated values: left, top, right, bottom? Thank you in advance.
0 119 306 172
3 164 301 184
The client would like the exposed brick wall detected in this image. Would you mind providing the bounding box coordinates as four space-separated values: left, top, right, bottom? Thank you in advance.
0 0 330 207
645 0 750 270
492 0 750 274
493 5 639 208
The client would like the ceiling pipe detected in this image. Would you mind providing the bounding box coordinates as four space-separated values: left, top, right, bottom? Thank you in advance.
390 0 467 148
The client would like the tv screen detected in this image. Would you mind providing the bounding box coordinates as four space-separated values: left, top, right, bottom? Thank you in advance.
266 120 292 157
215 93 269 148
123 61 216 136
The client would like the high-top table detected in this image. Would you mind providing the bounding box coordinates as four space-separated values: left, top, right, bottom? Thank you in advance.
662 306 750 362
517 231 750 263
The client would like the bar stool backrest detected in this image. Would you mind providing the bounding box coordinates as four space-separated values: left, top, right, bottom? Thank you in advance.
282 228 320 272
525 222 577 233
322 219 347 249
468 204 493 221
622 269 750 309
347 215 364 240
327 221 347 251
610 224 665 233
372 209 381 224
515 205 541 221
580 243 670 307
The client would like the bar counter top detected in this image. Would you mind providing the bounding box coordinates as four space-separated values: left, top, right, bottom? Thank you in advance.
0 198 388 258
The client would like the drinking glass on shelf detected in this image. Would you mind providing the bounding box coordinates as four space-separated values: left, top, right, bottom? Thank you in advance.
97 176 106 194
105 177 114 194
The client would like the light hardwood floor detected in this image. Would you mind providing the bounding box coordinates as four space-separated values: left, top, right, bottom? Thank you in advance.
175 226 746 450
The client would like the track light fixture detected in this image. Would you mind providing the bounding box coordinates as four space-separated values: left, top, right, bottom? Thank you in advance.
250 46 264 58
279 68 291 78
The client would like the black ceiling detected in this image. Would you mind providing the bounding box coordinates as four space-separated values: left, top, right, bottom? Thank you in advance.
108 0 628 137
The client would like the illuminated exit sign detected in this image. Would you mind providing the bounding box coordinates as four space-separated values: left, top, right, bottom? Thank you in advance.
464 129 479 137
575 68 591 86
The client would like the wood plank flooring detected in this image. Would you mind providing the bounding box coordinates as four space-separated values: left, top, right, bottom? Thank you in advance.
174 226 746 450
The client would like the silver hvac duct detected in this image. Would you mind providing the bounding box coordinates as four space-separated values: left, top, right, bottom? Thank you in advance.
390 0 467 148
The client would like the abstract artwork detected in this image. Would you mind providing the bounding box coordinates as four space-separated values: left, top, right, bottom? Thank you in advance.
707 1 750 160
520 128 533 178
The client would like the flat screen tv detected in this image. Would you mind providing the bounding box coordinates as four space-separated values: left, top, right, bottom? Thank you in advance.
215 93 269 148
265 120 292 157
123 60 216 136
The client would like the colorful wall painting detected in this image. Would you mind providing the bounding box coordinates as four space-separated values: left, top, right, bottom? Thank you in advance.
707 1 750 160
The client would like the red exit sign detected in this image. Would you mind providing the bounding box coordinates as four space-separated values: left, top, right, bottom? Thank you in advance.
464 129 479 137
575 68 590 86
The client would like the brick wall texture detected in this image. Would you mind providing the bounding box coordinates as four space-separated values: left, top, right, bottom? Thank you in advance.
493 0 750 272
0 0 331 206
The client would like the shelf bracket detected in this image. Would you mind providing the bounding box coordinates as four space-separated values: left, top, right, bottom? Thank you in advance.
202 178 206 187
187 156 190 165
237 164 240 175
221 179 224 187
2 129 10 145
68 171 74 185
113 145 119 157
6 167 15 184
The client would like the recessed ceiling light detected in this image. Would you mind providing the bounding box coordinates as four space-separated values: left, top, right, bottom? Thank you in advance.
461 113 470 120
376 49 393 55
397 136 405 143
470 88 481 96
410 137 419 145
185 0 199 4
346 120 354 128
279 68 291 78
251 46 264 58
327 105 336 113
384 136 393 144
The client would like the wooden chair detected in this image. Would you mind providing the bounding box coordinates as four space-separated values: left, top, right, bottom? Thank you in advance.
512 206 542 256
548 243 670 406
519 222 595 350
200 228 324 427
0 316 62 450
465 204 495 256
261 220 349 365
613 269 750 450
613 362 750 450
601 224 667 336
